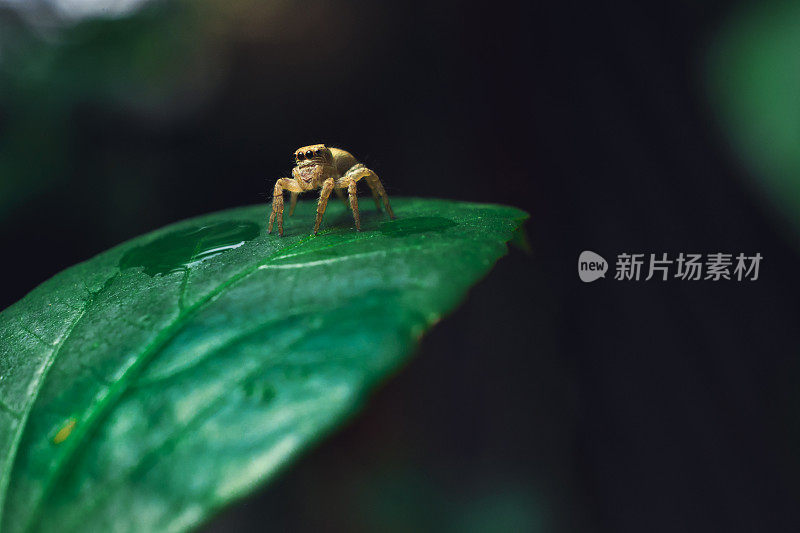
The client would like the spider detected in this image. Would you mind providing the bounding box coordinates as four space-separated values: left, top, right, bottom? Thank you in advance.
268 144 395 236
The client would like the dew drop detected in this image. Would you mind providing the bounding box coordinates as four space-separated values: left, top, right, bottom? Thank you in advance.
119 221 260 276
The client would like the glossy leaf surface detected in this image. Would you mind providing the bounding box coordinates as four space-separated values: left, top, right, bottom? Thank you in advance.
0 198 527 533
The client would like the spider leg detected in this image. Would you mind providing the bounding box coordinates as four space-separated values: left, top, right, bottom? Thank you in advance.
364 170 395 218
337 165 394 226
363 177 382 211
313 178 336 235
289 192 299 216
336 166 369 230
347 180 361 230
268 177 303 236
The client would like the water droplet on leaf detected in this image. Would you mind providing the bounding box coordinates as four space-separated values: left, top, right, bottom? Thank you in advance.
119 221 259 276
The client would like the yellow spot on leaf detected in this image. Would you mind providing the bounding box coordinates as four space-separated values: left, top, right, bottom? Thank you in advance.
53 418 76 444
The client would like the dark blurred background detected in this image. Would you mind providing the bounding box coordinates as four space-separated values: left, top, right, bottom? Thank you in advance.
2 0 800 531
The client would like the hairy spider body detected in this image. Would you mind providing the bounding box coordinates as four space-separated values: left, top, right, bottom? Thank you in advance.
267 144 395 236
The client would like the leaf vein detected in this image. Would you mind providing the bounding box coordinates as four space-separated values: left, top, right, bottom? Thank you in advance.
18 324 53 348
20 235 318 532
58 318 327 531
0 399 21 419
0 271 119 530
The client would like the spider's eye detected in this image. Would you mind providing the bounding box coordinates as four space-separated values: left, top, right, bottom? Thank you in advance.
296 152 304 161
315 149 323 157
306 150 314 159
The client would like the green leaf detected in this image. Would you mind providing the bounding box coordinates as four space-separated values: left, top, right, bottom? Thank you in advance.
0 198 527 533
705 0 800 237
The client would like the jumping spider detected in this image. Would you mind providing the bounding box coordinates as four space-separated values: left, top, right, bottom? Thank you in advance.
268 144 395 236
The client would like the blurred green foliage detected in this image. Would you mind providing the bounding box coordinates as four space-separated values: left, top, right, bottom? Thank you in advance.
0 2 205 218
706 0 800 238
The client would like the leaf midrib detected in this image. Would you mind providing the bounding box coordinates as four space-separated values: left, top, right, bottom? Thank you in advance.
38 235 448 530
10 233 319 533
1 201 519 532
16 223 449 531
57 310 332 532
